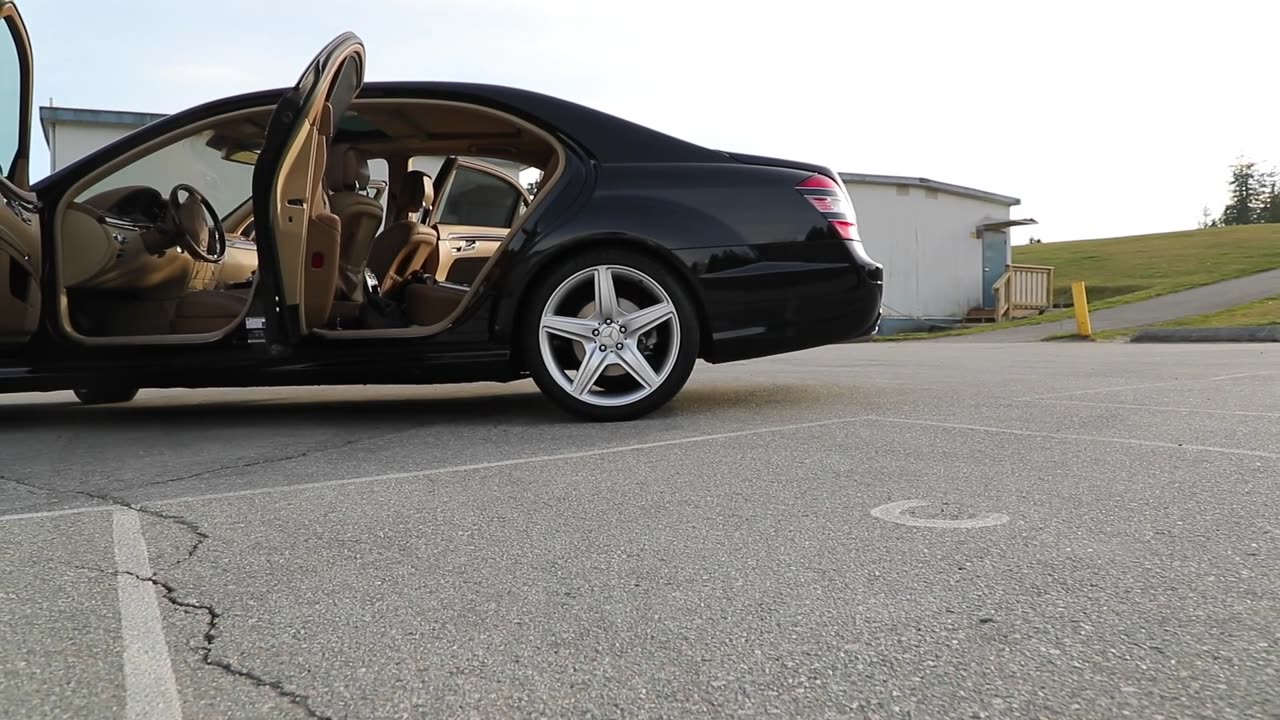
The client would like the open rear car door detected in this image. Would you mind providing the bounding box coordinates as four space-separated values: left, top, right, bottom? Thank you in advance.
0 1 40 346
428 158 531 287
251 32 364 346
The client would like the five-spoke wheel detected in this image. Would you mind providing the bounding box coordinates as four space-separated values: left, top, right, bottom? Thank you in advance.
524 250 699 421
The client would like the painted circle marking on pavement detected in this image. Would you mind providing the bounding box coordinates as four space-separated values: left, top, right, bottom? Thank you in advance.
870 499 1009 528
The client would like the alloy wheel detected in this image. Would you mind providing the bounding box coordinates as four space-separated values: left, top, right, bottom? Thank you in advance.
537 265 681 408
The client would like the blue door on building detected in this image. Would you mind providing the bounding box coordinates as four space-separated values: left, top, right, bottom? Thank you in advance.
980 229 1008 309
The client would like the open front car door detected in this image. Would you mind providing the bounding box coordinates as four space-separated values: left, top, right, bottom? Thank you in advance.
251 32 365 346
0 0 40 346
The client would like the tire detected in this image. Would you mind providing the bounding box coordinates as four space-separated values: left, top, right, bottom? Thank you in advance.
522 248 700 422
73 385 139 406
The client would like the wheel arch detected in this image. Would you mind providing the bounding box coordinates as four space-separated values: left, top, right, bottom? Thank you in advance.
502 233 712 372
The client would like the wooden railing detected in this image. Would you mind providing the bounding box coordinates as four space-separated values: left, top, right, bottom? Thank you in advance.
992 264 1055 321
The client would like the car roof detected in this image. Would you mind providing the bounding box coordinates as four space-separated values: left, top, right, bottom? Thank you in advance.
362 82 727 165
36 81 729 190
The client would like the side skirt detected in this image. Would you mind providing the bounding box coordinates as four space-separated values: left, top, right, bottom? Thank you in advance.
0 354 521 395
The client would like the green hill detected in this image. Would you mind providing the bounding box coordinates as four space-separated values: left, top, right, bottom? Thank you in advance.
1014 224 1280 306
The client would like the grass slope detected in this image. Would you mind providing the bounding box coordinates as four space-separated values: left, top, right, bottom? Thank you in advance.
1087 295 1280 340
1014 224 1280 306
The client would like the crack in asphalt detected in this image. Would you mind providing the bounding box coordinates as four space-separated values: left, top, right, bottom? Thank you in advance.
10 475 327 718
137 572 332 720
76 565 331 720
2 475 208 572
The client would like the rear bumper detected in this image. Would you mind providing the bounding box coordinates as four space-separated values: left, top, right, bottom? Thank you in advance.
698 257 883 363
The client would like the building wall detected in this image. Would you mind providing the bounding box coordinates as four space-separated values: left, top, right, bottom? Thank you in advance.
846 181 1012 321
49 122 137 172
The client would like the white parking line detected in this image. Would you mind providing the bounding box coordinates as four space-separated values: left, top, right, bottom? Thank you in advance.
1210 371 1278 381
112 509 182 720
149 416 870 507
0 503 118 523
1019 370 1278 401
1029 399 1280 418
0 417 869 522
867 416 1280 459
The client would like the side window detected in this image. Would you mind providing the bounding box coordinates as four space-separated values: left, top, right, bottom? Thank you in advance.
0 17 24 180
437 166 523 228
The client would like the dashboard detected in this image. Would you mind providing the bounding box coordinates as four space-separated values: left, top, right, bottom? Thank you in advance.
61 185 193 291
98 186 169 225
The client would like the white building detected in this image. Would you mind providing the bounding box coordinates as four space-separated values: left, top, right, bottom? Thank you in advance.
842 173 1036 334
41 106 169 172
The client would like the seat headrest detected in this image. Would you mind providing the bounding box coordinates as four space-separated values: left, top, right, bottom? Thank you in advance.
327 147 371 192
398 170 434 216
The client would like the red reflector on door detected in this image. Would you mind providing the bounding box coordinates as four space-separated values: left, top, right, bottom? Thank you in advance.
311 252 325 269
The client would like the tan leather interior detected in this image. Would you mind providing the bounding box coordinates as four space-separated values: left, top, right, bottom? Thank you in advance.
303 211 341 328
338 101 557 170
208 240 257 288
404 281 467 327
0 191 41 342
43 96 566 343
381 234 438 296
59 205 119 286
366 170 437 284
326 147 384 301
172 288 250 335
432 226 505 286
299 103 340 329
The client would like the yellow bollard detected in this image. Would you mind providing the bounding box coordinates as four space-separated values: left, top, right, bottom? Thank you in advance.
1071 281 1092 338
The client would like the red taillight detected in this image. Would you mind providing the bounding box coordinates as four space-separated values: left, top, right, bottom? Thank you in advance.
796 173 860 241
796 174 842 191
806 195 843 213
796 174 852 215
829 220 858 240
310 251 325 269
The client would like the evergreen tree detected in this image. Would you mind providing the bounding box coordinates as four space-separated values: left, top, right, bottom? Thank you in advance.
1264 181 1280 224
1220 159 1264 226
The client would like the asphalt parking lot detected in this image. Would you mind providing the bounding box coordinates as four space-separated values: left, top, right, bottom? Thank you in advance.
2 342 1277 720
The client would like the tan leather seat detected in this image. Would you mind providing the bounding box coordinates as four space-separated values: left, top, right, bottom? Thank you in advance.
172 289 248 334
366 170 438 284
326 147 384 301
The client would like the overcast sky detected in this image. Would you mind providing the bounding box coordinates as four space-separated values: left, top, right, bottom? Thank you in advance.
20 0 1280 243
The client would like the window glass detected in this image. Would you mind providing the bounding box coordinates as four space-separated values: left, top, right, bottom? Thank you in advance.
77 128 255 217
0 19 23 179
438 166 523 228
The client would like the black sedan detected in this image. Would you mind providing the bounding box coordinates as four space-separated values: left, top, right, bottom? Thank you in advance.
0 9 882 421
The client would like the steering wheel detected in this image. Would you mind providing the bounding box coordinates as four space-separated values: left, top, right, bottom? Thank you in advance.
167 184 227 263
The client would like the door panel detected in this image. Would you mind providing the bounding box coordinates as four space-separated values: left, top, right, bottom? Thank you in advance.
0 1 38 343
0 183 39 341
433 226 504 286
428 160 530 285
251 32 364 342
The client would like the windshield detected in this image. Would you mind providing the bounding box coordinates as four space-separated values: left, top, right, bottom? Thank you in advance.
77 128 255 216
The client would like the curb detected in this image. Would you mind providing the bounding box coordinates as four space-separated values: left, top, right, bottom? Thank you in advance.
1129 326 1280 343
